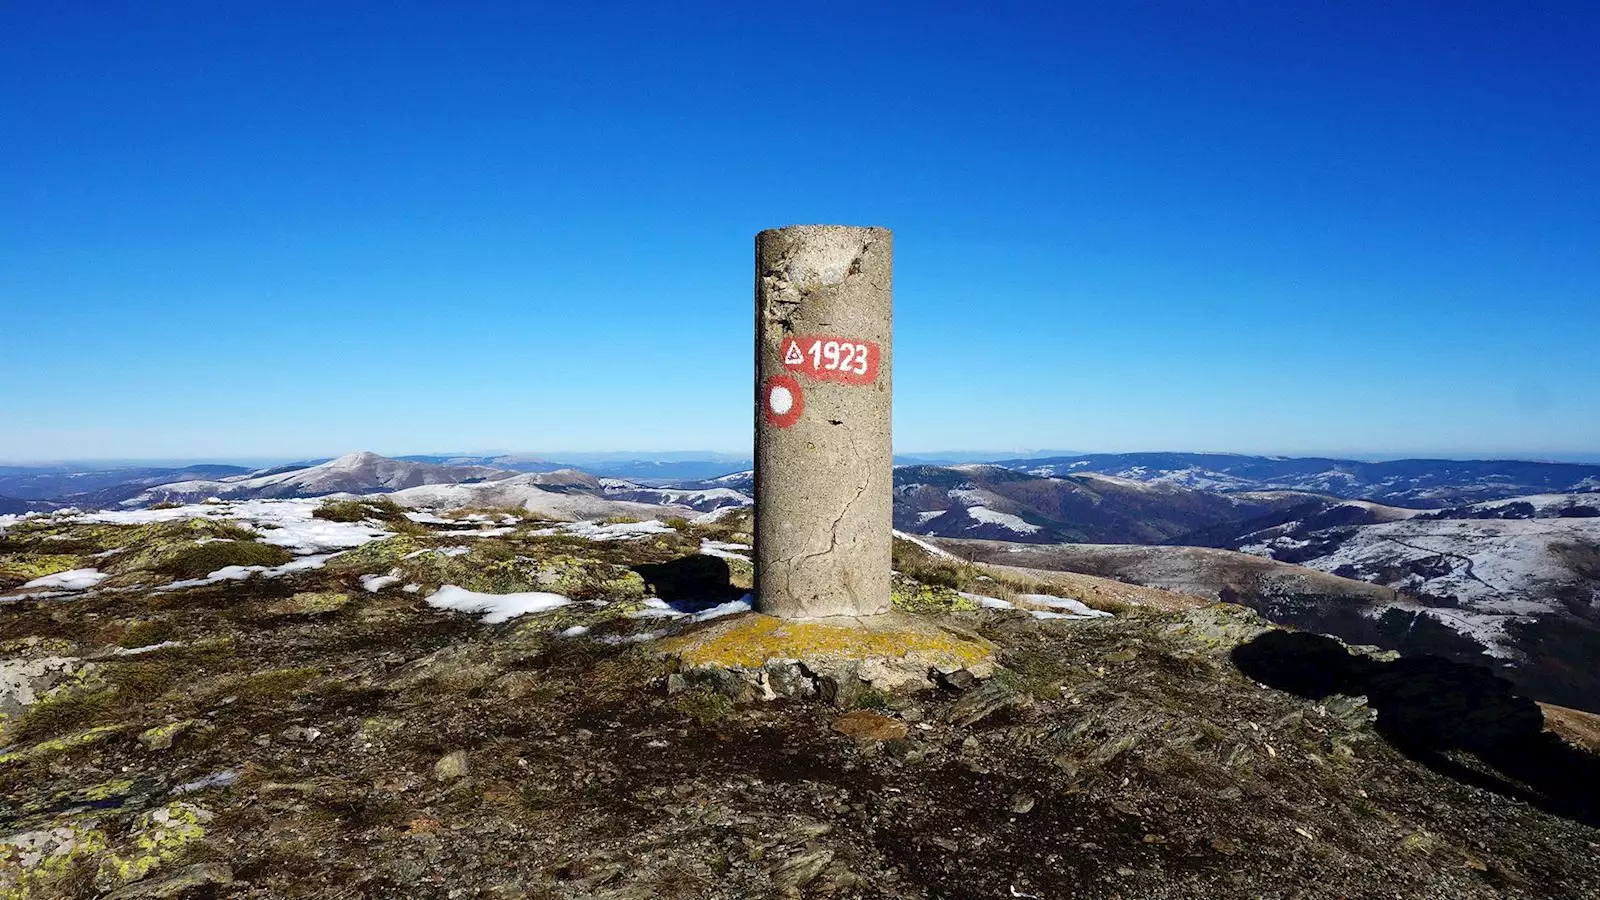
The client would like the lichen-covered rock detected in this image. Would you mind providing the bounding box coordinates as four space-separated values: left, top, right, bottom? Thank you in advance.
832 710 908 742
323 534 426 575
137 720 201 752
528 554 646 601
1164 603 1271 652
0 655 83 744
265 591 350 615
0 554 80 590
36 519 268 585
433 750 470 782
0 724 127 766
891 577 979 615
101 862 233 899
96 803 213 889
0 822 109 898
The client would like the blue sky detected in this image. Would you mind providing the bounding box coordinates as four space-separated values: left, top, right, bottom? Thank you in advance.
2 1 1596 462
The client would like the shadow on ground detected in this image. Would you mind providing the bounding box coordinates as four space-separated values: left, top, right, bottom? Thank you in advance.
1232 630 1600 828
632 555 747 611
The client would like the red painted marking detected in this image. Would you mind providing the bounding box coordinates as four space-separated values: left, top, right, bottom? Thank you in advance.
762 374 805 429
779 335 881 385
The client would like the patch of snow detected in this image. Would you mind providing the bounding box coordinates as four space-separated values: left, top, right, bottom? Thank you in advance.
691 505 747 525
1018 593 1112 618
915 510 945 524
402 583 421 593
559 625 590 638
947 487 991 505
893 531 960 560
700 539 751 561
76 499 392 555
628 594 754 622
404 546 470 559
425 584 572 624
692 595 753 621
112 641 184 656
599 631 660 645
965 506 1041 535
156 553 336 591
959 591 1015 610
530 519 678 541
361 573 402 592
20 568 108 591
629 597 685 619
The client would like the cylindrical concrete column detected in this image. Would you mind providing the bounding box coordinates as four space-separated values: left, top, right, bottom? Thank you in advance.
755 225 893 619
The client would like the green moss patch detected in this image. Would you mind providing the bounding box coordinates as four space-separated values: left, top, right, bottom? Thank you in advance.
313 497 426 533
155 541 294 579
215 667 321 708
265 591 350 615
0 553 81 589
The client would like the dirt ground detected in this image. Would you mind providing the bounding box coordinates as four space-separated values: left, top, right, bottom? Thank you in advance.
3 509 1599 899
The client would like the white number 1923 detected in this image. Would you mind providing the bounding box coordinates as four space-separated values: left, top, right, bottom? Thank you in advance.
808 339 870 376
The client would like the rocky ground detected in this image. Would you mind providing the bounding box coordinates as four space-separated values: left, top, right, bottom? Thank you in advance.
2 501 1599 899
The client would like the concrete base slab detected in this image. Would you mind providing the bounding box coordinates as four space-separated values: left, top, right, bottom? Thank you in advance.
659 612 995 706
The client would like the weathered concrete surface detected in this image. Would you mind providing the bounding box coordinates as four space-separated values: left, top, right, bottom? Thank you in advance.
755 225 893 618
660 611 994 705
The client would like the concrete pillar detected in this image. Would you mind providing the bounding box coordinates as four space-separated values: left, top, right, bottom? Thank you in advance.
755 225 893 619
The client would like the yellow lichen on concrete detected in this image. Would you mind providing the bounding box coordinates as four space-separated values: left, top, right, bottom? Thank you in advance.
661 613 992 670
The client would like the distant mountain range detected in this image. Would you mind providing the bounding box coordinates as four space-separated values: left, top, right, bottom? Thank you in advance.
887 464 1313 544
4 448 1598 708
994 452 1600 507
396 454 753 483
129 452 511 505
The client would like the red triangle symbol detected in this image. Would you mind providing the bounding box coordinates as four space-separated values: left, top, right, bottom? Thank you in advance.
783 340 804 366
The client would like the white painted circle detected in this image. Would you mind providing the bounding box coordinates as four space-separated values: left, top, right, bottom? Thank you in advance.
768 385 794 415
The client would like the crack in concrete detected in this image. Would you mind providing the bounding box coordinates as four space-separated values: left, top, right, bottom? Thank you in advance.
782 426 870 614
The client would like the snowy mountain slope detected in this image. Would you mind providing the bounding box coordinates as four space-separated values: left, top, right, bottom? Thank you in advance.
931 532 1600 711
597 478 751 513
1212 497 1600 710
0 464 255 508
890 465 1314 544
1422 494 1600 520
384 473 690 521
126 451 514 505
1188 497 1428 559
1248 516 1600 612
993 452 1600 507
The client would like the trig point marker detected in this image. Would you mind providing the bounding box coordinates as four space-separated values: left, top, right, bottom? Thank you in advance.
755 225 893 618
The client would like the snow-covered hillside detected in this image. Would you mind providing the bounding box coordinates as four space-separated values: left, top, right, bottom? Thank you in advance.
889 464 1312 544
128 452 513 505
597 478 751 513
994 452 1600 507
1226 494 1600 705
383 474 689 521
1253 516 1600 610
